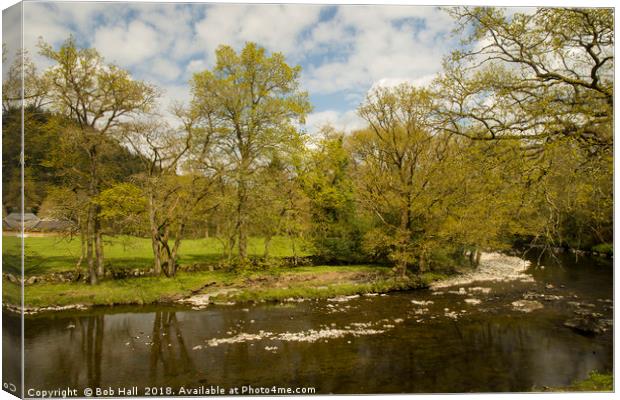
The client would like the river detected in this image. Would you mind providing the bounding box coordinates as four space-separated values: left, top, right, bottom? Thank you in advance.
3 251 613 395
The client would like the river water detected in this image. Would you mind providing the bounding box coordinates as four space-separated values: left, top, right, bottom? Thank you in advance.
3 252 613 395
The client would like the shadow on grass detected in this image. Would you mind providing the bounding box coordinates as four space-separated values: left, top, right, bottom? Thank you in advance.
4 254 232 276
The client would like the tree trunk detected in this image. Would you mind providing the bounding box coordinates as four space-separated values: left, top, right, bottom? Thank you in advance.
95 212 104 278
76 215 86 270
148 192 162 275
87 146 100 284
227 236 235 262
291 234 297 266
396 260 407 277
86 204 97 285
237 173 248 261
418 251 426 273
160 226 171 277
469 249 476 267
397 203 411 276
264 235 272 258
475 249 482 267
168 223 185 277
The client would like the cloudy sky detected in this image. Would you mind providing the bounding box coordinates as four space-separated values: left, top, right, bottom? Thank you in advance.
4 1 462 133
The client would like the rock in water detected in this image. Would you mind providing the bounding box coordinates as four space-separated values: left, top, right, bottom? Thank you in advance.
511 300 543 313
564 314 610 335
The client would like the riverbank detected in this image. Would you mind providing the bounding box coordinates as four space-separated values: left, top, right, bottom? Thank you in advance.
543 371 613 392
3 265 447 314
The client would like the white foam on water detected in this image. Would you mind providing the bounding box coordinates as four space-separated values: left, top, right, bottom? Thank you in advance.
431 252 533 290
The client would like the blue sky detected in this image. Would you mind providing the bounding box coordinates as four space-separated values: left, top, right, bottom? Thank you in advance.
6 1 461 132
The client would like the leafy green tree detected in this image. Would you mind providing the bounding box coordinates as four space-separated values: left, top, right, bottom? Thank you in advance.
40 37 158 284
190 42 311 263
121 115 215 277
300 126 362 261
437 7 613 250
353 84 440 274
96 182 147 236
2 108 60 214
438 7 613 152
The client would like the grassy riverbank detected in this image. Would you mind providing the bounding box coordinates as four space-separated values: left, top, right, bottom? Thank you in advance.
3 264 446 311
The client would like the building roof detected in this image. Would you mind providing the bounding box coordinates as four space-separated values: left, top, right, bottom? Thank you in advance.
5 212 40 222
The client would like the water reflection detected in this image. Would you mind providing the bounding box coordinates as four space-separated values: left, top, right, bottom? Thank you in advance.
149 312 193 381
85 315 104 388
2 311 22 397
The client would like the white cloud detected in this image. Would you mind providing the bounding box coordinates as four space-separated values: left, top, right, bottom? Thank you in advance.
195 4 323 61
186 59 207 74
2 3 23 76
305 109 366 134
150 58 182 81
302 6 455 95
93 21 160 66
13 2 459 129
370 74 437 91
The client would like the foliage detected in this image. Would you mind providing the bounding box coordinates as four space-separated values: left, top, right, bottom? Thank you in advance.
2 49 49 112
438 7 613 152
95 183 147 235
190 42 311 262
436 6 613 251
300 126 364 261
38 36 158 283
591 243 613 256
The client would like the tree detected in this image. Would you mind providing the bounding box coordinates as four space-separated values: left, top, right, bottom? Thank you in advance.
436 7 613 251
190 42 311 263
121 108 220 277
2 108 61 215
354 84 440 275
438 7 613 153
252 152 309 262
40 37 158 284
300 126 362 261
2 49 49 112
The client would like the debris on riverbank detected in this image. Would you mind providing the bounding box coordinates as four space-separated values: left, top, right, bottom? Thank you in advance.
3 302 89 315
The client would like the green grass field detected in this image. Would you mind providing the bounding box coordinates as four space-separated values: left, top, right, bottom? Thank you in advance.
2 234 310 276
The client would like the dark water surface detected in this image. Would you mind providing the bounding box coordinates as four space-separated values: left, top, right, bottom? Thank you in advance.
4 253 614 395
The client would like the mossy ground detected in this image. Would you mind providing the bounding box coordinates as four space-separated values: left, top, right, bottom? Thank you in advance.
566 371 613 392
540 371 613 392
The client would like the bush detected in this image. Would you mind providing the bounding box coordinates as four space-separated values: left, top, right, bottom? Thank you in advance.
591 243 613 256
